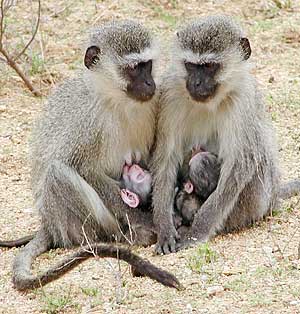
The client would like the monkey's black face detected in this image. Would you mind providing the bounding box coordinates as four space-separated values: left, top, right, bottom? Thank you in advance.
185 62 220 102
124 60 156 102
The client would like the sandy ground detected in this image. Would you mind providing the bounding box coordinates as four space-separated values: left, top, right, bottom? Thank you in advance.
1 1 300 313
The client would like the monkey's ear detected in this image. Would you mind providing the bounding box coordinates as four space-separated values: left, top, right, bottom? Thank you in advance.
120 189 140 208
184 181 194 194
240 38 251 60
84 46 101 69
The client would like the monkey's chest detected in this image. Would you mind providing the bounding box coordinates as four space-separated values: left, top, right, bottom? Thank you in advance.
99 115 155 178
185 121 219 156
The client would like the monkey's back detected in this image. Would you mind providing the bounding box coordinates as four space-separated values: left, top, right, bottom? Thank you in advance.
30 75 90 191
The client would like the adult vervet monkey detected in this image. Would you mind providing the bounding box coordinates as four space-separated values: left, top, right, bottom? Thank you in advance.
151 15 300 254
10 20 177 290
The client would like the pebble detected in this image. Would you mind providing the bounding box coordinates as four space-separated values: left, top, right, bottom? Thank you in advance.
290 300 300 306
207 285 224 296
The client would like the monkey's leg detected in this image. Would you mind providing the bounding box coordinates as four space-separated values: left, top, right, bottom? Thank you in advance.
12 160 121 290
224 174 274 232
39 160 120 247
0 234 35 248
226 178 300 230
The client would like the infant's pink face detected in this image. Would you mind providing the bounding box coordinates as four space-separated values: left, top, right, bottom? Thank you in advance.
123 164 152 187
121 164 152 208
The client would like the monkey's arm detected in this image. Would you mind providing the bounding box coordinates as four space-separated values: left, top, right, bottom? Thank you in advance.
151 150 182 254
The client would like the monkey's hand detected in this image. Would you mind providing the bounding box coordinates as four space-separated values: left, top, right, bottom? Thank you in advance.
155 225 180 255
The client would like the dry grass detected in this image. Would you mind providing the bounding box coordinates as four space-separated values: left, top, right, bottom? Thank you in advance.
1 1 300 313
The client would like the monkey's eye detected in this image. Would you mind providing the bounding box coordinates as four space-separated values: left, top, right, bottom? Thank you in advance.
126 63 140 78
202 62 220 72
204 63 213 68
131 63 138 70
184 62 198 72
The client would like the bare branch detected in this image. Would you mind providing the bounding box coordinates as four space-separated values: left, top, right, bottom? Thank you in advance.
0 0 4 48
115 216 134 245
0 0 42 96
0 47 41 96
13 0 41 61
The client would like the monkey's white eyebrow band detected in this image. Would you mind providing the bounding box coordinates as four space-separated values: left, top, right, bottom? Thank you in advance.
122 43 160 64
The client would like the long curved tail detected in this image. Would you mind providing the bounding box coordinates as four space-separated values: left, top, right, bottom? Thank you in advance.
279 179 300 200
0 234 35 248
12 233 182 291
13 229 50 290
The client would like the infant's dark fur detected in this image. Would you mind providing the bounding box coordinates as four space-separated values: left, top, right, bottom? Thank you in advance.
174 152 221 229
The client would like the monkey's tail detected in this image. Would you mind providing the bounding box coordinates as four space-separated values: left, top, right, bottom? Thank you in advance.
13 229 50 291
0 234 35 248
279 179 300 200
13 240 182 291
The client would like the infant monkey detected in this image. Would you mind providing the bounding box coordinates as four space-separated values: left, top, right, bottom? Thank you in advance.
175 150 221 229
120 150 220 229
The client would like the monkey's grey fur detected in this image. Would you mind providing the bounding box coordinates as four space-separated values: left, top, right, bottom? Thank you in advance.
151 15 300 254
12 20 164 290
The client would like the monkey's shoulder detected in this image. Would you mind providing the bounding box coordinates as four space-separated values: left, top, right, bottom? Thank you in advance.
46 74 90 114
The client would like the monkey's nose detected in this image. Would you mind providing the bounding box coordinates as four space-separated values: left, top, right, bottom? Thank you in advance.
145 79 155 88
195 79 201 87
